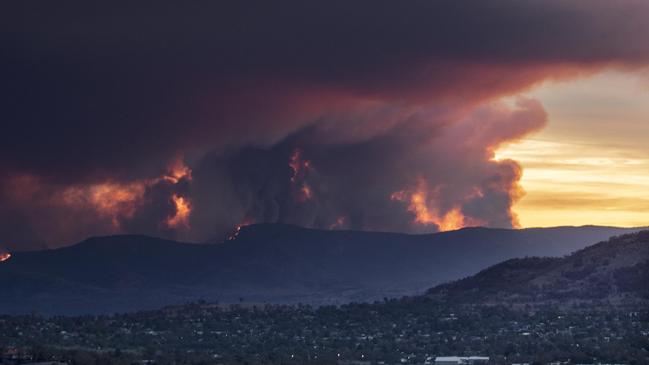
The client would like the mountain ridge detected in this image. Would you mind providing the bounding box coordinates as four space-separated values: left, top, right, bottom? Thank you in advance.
1 224 647 315
11 223 649 253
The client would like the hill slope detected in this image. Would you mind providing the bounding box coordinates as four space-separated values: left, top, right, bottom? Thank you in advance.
0 224 645 314
427 231 649 307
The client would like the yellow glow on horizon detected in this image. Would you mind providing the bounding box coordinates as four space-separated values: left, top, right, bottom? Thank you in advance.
498 71 649 228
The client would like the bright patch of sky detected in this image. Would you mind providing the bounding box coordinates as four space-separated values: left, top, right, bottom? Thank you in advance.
496 71 649 227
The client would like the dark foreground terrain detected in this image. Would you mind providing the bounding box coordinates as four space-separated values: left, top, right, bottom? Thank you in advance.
1 232 648 365
1 302 647 365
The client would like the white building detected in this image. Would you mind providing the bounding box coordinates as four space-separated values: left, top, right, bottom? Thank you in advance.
435 356 489 365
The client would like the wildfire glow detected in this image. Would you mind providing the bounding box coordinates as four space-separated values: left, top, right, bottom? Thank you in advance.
166 194 191 229
62 182 147 229
0 253 11 262
289 148 312 182
89 183 145 225
329 216 346 230
391 179 467 231
436 208 466 232
227 218 254 241
289 149 302 182
299 183 313 201
59 156 194 232
289 148 316 202
163 157 193 229
164 156 193 184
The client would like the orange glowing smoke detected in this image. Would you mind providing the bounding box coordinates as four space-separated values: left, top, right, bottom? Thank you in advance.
78 158 192 230
163 157 193 229
289 148 302 182
88 183 145 225
289 148 315 202
390 179 467 231
62 182 147 229
0 252 11 262
329 216 346 230
63 156 194 231
164 156 193 184
436 208 465 232
166 194 191 229
289 148 312 182
298 183 313 201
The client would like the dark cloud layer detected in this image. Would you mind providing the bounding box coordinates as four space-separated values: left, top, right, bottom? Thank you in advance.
1 1 649 249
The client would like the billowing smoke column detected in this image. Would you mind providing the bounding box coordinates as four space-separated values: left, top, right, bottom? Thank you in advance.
1 1 649 249
189 98 546 240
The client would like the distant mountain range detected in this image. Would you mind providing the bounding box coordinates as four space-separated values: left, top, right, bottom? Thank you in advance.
427 231 649 308
0 223 646 315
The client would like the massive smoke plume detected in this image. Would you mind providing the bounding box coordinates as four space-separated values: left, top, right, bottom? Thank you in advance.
1 1 649 249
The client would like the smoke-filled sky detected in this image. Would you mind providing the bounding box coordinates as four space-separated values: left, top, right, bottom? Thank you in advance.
2 1 649 250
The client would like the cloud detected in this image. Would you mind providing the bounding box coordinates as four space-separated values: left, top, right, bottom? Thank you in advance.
184 98 546 240
0 1 648 248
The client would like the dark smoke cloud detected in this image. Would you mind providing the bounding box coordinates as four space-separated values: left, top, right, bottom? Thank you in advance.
188 99 546 241
1 1 649 249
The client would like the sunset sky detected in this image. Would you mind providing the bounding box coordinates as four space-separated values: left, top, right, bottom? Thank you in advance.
497 71 649 228
2 1 649 250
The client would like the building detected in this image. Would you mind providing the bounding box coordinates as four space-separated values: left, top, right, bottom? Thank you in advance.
435 356 489 365
337 361 371 365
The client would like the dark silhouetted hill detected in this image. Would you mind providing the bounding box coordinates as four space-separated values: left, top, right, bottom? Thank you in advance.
0 224 646 314
427 231 649 308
